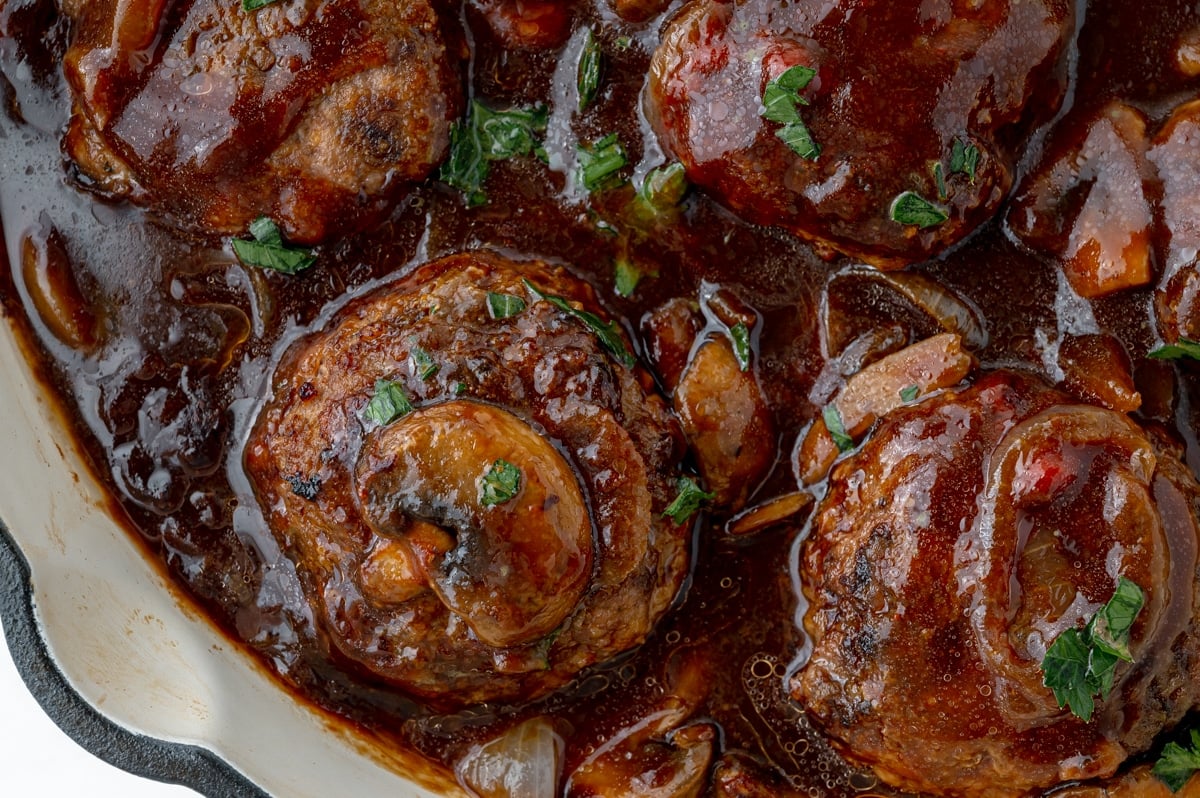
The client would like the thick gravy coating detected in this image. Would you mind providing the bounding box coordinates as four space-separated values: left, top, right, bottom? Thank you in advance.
3 1 1200 796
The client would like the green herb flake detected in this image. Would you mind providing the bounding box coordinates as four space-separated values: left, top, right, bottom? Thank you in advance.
242 0 280 10
1153 729 1200 792
662 476 715 525
231 217 317 275
480 458 522 507
762 65 816 123
776 122 821 160
577 29 603 111
524 279 636 367
454 382 469 396
950 138 980 183
614 258 642 298
440 100 549 206
364 379 414 426
822 404 855 453
890 191 950 229
487 292 528 319
1041 577 1145 722
900 384 920 402
729 322 752 371
410 347 439 381
638 162 689 211
1149 337 1200 362
615 35 633 50
931 162 948 201
578 133 628 193
761 65 821 161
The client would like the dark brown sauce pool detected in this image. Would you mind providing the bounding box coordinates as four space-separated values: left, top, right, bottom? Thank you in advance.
2 1 1200 795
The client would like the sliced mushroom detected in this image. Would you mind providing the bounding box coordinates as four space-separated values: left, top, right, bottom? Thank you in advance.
356 400 592 649
797 332 974 485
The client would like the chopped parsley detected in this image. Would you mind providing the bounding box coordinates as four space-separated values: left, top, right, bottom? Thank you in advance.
950 138 980 183
487 292 527 319
410 346 438 381
577 29 603 111
614 258 642 298
524 279 635 366
1149 338 1200 361
663 477 714 525
729 322 752 371
890 191 949 229
440 100 548 206
931 161 948 201
242 0 280 9
364 379 414 426
232 217 316 275
577 133 628 192
1040 577 1145 722
1154 729 1200 792
900 384 920 402
761 65 821 161
822 404 854 453
480 459 522 506
638 162 689 211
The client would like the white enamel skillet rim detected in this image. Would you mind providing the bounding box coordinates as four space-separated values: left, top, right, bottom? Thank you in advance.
0 287 461 795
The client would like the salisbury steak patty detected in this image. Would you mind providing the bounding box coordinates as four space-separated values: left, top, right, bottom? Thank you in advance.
793 371 1200 797
647 0 1073 268
245 251 690 708
60 0 463 242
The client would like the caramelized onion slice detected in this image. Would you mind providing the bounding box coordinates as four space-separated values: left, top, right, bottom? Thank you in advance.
798 333 974 485
355 400 592 648
725 492 813 537
830 265 988 350
457 717 566 798
565 651 715 798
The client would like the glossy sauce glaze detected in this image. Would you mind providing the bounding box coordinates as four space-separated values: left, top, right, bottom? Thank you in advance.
2 0 1200 795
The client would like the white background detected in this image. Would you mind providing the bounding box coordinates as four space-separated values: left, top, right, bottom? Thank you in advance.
0 629 195 796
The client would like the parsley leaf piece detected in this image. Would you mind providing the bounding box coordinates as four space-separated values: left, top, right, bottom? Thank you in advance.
1149 337 1200 361
577 28 603 111
638 162 689 211
761 65 820 160
364 379 414 426
1042 627 1097 721
1154 730 1200 792
773 64 818 93
578 133 628 192
1041 577 1145 721
232 217 317 275
410 347 439 381
614 258 642 298
931 161 948 201
950 138 980 183
729 322 752 371
242 0 281 10
440 100 548 206
487 292 527 319
1088 576 1144 662
524 280 636 366
480 459 522 507
900 384 920 402
822 404 855 453
890 191 950 229
662 477 715 525
776 121 821 161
